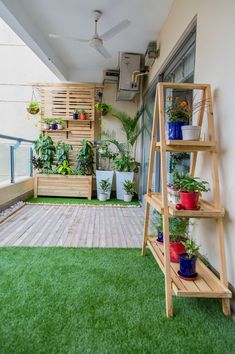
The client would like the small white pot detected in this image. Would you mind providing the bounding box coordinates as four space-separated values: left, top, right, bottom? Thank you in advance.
116 171 134 200
43 123 50 130
96 170 114 200
124 194 132 202
182 125 201 141
98 193 107 202
57 124 63 130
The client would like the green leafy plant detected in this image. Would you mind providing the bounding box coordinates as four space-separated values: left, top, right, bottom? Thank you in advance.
32 156 44 171
56 161 72 175
95 103 112 115
182 238 199 259
43 117 52 125
123 180 135 196
76 139 94 175
114 155 140 172
171 169 188 190
169 218 189 241
111 106 145 148
34 133 55 170
80 109 87 114
55 142 73 166
100 179 111 193
179 175 210 193
152 210 163 233
56 117 64 125
73 109 80 114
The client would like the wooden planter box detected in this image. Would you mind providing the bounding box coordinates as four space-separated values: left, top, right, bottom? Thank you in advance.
34 174 92 199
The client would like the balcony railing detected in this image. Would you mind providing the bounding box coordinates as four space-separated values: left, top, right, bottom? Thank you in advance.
0 134 34 185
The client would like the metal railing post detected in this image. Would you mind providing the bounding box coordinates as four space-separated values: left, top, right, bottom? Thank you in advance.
29 147 33 177
10 146 15 183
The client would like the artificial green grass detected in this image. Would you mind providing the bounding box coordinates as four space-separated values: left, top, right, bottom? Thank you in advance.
26 197 140 206
0 248 234 354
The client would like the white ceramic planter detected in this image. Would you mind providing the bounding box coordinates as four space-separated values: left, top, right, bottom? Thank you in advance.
43 123 50 130
57 124 63 130
115 171 134 200
96 170 114 200
98 193 107 202
181 125 201 141
124 194 132 202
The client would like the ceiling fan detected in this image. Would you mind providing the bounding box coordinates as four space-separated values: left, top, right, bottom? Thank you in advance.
49 10 130 59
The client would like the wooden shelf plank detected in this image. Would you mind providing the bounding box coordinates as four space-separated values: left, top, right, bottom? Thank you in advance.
147 240 232 299
41 129 71 132
145 193 224 218
156 140 215 152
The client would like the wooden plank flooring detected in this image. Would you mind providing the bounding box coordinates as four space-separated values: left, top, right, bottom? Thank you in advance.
0 205 144 248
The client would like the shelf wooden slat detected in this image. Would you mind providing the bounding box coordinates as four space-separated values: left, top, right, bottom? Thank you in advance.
147 240 232 299
155 140 215 152
145 192 225 218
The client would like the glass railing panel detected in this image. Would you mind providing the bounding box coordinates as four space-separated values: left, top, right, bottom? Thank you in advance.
0 143 10 184
14 145 31 181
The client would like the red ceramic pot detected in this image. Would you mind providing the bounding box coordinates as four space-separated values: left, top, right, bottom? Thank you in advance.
80 113 87 120
180 191 199 210
170 242 186 263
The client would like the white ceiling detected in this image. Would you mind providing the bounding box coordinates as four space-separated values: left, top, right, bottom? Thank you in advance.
0 0 173 82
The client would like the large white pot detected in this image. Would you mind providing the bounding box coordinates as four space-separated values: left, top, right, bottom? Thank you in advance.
124 194 132 202
181 125 201 141
115 171 134 200
96 170 114 200
98 193 107 201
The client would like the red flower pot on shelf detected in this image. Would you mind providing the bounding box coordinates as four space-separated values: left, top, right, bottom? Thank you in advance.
80 113 87 120
180 191 199 210
170 242 186 263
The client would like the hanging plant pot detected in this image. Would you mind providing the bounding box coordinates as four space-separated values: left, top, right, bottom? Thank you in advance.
182 125 201 141
168 121 187 140
180 191 200 210
27 107 40 115
170 242 186 263
178 253 198 280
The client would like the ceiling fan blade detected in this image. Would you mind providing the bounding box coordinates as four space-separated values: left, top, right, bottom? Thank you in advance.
100 19 130 41
49 34 89 43
93 44 111 59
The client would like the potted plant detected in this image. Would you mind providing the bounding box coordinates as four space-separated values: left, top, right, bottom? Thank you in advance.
123 180 135 202
178 175 210 210
166 96 190 140
80 109 88 120
76 139 94 175
27 101 40 115
114 155 139 200
169 218 188 263
73 109 80 120
98 179 111 201
34 133 55 170
96 141 116 200
95 103 112 116
50 118 57 130
55 142 73 166
179 239 199 280
42 118 51 130
151 210 164 243
56 117 64 130
167 169 183 205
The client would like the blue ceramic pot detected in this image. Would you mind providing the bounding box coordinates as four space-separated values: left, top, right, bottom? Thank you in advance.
179 253 197 276
157 230 164 243
51 123 57 130
168 121 187 140
73 113 79 120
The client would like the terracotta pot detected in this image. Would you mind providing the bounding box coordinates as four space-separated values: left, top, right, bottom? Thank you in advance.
80 114 87 120
180 191 199 210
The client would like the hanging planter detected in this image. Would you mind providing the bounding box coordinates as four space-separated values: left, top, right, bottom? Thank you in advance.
27 87 40 115
95 103 112 116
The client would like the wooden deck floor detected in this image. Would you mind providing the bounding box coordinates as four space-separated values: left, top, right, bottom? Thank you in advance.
0 204 144 248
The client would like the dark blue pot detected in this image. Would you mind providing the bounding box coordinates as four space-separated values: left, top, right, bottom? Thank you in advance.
179 253 197 276
157 230 164 243
168 121 187 140
51 123 57 130
73 113 79 120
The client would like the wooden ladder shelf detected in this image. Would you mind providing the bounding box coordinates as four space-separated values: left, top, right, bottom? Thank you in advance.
142 82 232 317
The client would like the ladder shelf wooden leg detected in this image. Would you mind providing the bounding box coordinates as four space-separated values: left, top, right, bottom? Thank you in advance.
142 202 150 256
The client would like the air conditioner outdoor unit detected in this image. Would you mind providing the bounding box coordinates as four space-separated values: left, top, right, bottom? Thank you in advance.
116 52 141 101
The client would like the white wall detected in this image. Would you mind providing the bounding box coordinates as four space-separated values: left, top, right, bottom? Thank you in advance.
0 17 59 141
148 0 235 287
